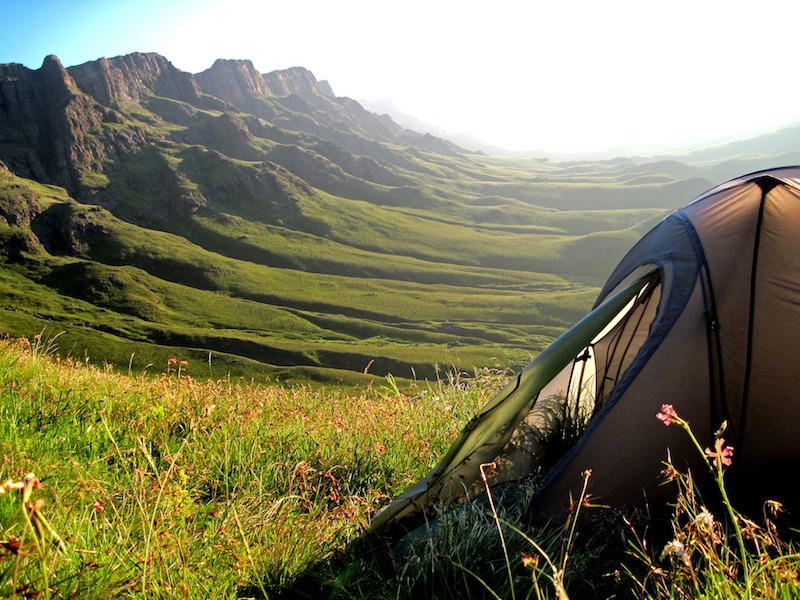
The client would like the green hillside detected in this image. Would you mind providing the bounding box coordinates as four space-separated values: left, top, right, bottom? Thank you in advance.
4 53 790 384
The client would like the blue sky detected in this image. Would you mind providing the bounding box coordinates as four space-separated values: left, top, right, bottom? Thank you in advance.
3 0 799 155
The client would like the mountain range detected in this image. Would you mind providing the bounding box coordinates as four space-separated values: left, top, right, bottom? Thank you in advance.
1 52 798 385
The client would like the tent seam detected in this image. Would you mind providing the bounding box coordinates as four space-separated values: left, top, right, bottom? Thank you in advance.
737 178 777 458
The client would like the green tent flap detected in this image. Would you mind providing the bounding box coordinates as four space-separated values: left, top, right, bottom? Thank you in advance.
370 265 659 533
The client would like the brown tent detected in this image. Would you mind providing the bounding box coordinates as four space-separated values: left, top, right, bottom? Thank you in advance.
371 166 800 534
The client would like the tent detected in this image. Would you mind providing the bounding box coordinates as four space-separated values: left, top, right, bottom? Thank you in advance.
371 166 800 535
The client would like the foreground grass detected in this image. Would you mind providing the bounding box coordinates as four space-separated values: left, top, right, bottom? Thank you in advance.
0 335 500 597
0 335 798 599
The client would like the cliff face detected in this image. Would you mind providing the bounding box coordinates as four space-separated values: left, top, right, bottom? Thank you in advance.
262 66 332 98
0 55 135 192
68 52 200 108
192 58 410 144
0 51 461 209
194 60 334 107
195 58 273 110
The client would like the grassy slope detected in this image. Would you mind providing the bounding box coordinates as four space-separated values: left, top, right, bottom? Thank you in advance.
1 338 796 599
0 336 496 597
0 85 714 383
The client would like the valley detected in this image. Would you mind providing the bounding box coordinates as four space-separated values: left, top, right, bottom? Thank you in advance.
1 52 796 385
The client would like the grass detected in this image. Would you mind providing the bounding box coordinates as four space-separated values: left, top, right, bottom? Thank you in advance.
4 157 609 382
0 334 498 597
0 335 797 599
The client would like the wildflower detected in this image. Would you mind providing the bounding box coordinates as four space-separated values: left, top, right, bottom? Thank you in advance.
521 553 538 570
704 438 734 467
660 539 688 564
694 508 714 530
93 500 104 512
377 444 386 454
335 417 344 427
656 403 678 426
180 360 188 366
168 357 177 365
765 499 784 517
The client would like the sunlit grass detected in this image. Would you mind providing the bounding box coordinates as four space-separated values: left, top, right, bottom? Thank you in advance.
0 335 500 597
0 336 798 598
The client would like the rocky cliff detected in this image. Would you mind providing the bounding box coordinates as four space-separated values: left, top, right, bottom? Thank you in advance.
68 52 201 109
0 55 148 193
195 58 274 113
262 66 332 98
0 52 456 203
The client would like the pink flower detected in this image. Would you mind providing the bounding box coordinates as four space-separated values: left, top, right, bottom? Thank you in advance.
180 360 188 366
656 404 678 426
168 357 177 365
705 438 734 467
377 444 386 454
335 417 344 427
93 500 104 512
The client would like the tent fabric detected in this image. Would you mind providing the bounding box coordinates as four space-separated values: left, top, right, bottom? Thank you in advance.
370 166 800 535
368 271 661 532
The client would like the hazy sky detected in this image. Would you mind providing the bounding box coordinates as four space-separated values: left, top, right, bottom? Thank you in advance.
3 0 799 155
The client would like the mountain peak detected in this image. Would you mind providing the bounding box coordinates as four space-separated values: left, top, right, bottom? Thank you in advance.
68 52 199 108
196 58 273 104
39 54 78 96
262 66 332 98
41 54 65 69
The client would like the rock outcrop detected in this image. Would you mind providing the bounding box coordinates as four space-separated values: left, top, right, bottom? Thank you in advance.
0 51 466 210
68 52 201 109
262 66 332 98
0 55 122 192
195 59 275 117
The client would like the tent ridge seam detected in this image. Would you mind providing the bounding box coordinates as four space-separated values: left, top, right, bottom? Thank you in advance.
737 183 770 458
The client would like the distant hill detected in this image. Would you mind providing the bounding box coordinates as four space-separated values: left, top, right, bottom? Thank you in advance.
0 52 794 383
364 98 800 166
649 123 800 181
